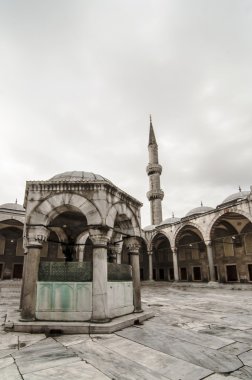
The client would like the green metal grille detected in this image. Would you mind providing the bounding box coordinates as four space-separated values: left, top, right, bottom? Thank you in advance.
108 263 132 281
38 262 132 282
38 262 92 282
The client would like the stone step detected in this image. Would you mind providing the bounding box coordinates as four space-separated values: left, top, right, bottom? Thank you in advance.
1 294 20 298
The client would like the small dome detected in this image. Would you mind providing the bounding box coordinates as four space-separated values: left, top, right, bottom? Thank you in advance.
221 191 249 204
143 224 156 231
159 217 181 226
185 206 214 217
0 202 25 212
49 171 112 184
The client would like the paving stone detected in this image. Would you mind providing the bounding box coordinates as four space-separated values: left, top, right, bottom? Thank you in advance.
219 342 251 356
95 334 212 380
141 321 234 349
72 339 171 380
203 374 242 379
199 327 252 344
55 334 91 347
0 355 14 369
239 350 252 366
0 349 17 358
12 337 81 374
22 361 111 380
117 327 243 373
232 365 252 380
0 363 22 380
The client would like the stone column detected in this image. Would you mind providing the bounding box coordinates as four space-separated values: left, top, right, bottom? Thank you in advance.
20 241 42 320
78 245 84 262
19 254 27 310
172 247 179 281
125 237 142 312
115 240 123 264
206 242 216 282
147 249 153 281
89 227 111 323
108 245 117 263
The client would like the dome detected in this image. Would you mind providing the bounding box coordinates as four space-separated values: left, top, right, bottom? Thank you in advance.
0 202 25 212
159 217 181 226
49 171 112 184
221 191 250 204
143 224 156 231
185 206 214 217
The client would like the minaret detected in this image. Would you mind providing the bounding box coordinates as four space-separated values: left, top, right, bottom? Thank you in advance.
146 116 164 225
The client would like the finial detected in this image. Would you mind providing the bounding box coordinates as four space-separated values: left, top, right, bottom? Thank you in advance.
239 186 242 192
172 212 174 218
150 114 152 125
15 198 17 204
201 201 203 207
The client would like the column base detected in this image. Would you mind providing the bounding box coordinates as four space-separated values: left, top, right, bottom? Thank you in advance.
19 318 36 322
90 318 111 324
134 309 143 313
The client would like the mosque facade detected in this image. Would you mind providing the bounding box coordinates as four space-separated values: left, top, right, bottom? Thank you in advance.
0 121 252 285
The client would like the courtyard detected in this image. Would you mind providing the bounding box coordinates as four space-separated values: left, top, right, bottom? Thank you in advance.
1 281 252 379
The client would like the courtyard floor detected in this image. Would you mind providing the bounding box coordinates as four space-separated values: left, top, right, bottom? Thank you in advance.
1 281 252 379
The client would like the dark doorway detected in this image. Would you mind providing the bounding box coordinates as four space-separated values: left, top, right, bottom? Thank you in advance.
169 267 174 281
193 266 201 281
153 268 156 280
140 268 144 280
180 267 187 281
13 264 23 279
248 264 252 281
214 266 219 281
0 263 3 279
226 265 238 282
159 268 165 280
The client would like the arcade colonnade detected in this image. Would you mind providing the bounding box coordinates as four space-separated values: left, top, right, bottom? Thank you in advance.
143 204 252 283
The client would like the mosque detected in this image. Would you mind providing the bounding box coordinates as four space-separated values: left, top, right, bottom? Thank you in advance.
0 119 252 286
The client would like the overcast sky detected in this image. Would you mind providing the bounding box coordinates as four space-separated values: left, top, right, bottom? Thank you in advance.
0 0 252 227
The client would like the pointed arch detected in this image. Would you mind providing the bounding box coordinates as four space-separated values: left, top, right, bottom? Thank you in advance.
106 202 141 236
27 193 102 226
206 209 252 242
173 221 205 248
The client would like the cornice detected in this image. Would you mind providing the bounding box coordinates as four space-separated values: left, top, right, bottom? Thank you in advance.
24 180 142 208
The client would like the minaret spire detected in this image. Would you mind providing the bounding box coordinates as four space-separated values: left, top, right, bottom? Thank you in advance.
149 115 157 145
146 116 164 225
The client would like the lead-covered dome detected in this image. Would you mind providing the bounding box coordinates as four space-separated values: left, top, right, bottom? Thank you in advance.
49 171 112 184
143 224 156 231
221 191 249 204
185 206 214 217
0 202 25 212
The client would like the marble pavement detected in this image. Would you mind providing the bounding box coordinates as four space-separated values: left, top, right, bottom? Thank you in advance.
1 281 252 379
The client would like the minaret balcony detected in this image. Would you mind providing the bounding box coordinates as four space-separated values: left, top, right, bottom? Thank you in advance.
147 189 164 201
146 164 162 176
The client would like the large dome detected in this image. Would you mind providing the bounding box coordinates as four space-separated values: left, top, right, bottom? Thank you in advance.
0 202 25 212
185 206 214 217
221 191 250 204
143 224 156 231
49 171 112 184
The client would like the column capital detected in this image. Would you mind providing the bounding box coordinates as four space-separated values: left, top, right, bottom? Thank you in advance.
26 226 49 248
206 241 212 247
89 226 112 247
124 237 141 255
